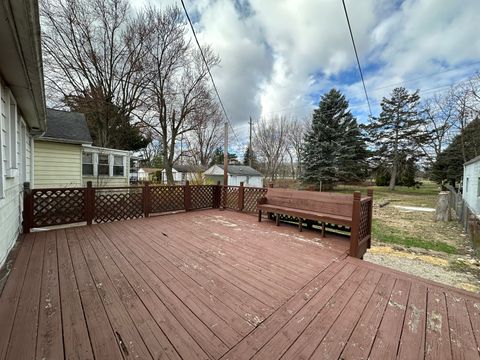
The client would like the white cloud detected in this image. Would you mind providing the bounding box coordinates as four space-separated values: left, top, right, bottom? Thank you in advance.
142 0 480 144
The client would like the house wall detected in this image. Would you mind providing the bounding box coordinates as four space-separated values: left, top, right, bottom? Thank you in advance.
83 175 129 187
204 174 263 187
463 160 480 214
0 79 33 267
34 140 82 188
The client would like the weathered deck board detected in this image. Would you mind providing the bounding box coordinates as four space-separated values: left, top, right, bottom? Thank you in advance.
1 209 480 360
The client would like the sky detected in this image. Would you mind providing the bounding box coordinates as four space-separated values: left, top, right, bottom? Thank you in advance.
132 0 480 152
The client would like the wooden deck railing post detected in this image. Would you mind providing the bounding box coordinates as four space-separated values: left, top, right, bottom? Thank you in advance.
184 181 191 211
367 189 374 248
143 181 150 218
238 182 245 211
22 182 33 234
85 181 94 225
350 191 362 258
214 181 221 208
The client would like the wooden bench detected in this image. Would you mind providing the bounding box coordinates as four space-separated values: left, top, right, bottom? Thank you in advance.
257 188 374 258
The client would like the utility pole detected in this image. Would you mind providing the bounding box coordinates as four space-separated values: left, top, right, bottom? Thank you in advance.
249 116 253 167
223 122 228 186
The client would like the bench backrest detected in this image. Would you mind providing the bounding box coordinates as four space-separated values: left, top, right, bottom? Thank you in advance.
265 188 354 218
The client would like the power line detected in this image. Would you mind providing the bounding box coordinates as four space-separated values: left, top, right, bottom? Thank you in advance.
180 0 242 148
342 0 372 117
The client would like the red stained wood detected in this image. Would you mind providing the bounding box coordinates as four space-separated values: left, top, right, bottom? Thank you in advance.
369 278 411 360
36 231 63 360
2 209 480 360
0 234 34 359
446 293 480 359
425 289 452 360
56 229 94 359
5 233 45 359
397 282 428 360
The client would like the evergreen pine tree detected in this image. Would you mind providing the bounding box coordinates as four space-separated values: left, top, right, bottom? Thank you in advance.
301 89 368 189
430 116 480 187
367 87 426 190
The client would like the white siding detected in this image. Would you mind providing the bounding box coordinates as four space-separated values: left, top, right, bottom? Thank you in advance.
0 77 33 267
463 159 480 214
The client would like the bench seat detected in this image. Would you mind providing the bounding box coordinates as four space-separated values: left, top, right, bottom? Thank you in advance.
257 204 352 227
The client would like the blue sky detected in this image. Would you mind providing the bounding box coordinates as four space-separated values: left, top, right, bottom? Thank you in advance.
133 0 480 152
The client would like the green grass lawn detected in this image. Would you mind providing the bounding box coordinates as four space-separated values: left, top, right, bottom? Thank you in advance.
331 181 462 254
372 219 457 254
333 181 440 208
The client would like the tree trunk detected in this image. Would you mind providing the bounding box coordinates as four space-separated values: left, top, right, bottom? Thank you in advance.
389 161 397 191
435 191 451 222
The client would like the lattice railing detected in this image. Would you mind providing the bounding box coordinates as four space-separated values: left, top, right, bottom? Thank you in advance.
243 187 267 213
94 188 144 223
221 186 240 210
359 197 373 241
191 185 214 210
31 188 85 227
150 186 185 213
23 182 268 232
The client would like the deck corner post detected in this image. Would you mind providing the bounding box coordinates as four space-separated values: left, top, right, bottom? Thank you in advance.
214 181 221 208
143 181 150 218
184 181 191 211
85 181 95 225
238 182 245 211
350 191 362 258
367 189 373 248
22 182 33 234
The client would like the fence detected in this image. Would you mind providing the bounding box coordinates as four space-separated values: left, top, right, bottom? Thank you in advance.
445 185 480 247
22 181 268 233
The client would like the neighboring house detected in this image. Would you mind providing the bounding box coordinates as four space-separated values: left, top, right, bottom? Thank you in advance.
34 109 134 187
204 165 263 187
0 0 46 266
463 155 480 214
34 109 92 187
162 164 205 184
138 167 161 182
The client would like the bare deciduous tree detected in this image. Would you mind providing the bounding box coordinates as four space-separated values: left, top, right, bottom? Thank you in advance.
185 101 223 167
41 0 152 144
140 6 220 184
286 116 310 179
253 116 290 180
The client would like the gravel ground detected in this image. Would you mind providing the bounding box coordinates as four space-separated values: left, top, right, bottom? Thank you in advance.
364 245 480 293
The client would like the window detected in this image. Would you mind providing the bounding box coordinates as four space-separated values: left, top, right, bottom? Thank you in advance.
82 153 94 175
113 155 124 176
98 154 109 175
9 101 17 169
478 178 480 197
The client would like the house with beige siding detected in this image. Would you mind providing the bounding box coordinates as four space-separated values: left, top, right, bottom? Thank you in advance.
0 0 46 267
34 109 134 188
34 109 91 187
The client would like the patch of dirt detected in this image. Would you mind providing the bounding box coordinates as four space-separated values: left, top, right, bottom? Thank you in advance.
373 204 470 251
365 244 480 293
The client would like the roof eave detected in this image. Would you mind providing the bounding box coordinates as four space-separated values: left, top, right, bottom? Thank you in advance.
0 0 46 132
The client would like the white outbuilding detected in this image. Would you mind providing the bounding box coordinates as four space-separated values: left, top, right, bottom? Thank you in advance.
463 155 480 214
204 165 263 187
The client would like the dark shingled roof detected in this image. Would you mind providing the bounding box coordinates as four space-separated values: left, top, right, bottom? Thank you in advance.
40 109 92 144
218 165 263 177
173 164 206 173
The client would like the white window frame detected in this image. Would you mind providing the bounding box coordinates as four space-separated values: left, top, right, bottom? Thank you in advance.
82 152 94 176
6 92 18 177
113 155 125 177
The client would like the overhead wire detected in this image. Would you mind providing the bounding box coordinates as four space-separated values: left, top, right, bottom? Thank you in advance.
342 0 372 117
179 0 242 148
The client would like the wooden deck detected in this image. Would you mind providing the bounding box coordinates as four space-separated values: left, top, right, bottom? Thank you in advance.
1 209 480 360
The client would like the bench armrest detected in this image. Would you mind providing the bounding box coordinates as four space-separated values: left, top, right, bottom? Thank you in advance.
257 197 267 205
